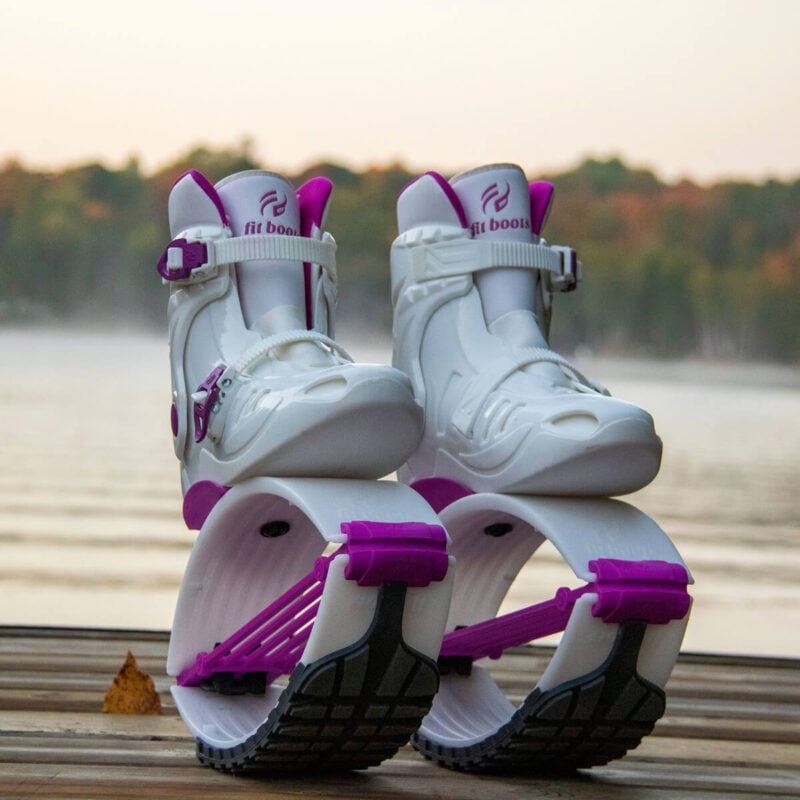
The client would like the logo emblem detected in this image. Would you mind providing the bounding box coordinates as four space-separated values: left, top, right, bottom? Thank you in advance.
480 182 511 214
259 190 287 217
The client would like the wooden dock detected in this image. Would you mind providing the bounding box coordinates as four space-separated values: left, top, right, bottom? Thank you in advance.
1 626 798 799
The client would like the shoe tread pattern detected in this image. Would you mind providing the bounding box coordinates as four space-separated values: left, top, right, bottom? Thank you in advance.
196 584 439 773
414 622 665 772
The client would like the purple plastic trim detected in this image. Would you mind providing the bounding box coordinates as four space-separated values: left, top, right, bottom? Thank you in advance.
440 595 572 660
410 477 474 513
192 365 225 443
341 520 448 587
176 518 452 687
297 176 333 236
170 402 178 437
177 549 342 686
529 180 555 235
182 480 230 530
297 176 334 329
182 169 229 226
400 171 469 230
156 238 208 280
440 558 690 660
426 171 469 229
588 558 690 624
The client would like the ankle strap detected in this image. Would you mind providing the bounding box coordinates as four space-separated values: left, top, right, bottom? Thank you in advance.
400 235 581 292
158 232 337 283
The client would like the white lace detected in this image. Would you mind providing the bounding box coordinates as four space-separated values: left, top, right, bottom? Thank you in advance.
229 329 353 376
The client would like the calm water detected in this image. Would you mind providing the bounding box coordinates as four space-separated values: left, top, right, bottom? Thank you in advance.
1 327 798 657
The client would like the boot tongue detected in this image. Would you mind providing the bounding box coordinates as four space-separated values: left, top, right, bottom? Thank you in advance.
215 171 330 367
215 170 301 330
216 170 300 244
451 164 569 388
450 163 533 243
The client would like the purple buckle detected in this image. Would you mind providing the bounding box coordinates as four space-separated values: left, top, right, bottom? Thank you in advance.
342 520 449 587
156 238 209 280
193 365 226 443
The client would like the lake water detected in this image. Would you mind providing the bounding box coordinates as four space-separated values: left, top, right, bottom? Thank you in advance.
1 327 798 657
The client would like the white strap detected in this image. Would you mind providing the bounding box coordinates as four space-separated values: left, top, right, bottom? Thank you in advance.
410 238 565 282
162 232 337 285
207 233 336 269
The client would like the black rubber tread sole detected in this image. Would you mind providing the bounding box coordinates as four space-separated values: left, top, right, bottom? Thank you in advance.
413 622 665 773
196 583 440 773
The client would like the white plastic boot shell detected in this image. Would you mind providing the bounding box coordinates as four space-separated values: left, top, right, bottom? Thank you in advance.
162 169 422 494
390 166 662 497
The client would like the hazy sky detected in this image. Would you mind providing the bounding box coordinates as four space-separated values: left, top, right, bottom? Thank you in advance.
1 0 798 183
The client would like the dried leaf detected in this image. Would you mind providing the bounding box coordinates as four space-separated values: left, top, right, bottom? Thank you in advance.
103 650 162 715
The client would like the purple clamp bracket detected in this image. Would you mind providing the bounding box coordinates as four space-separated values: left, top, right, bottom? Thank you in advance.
586 558 690 625
192 365 226 443
341 520 449 587
440 558 690 662
157 238 210 281
177 519 449 689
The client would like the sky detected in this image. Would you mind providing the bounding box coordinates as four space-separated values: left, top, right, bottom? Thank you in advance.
0 0 798 184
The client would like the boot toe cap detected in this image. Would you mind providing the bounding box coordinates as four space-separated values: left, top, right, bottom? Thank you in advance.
439 394 662 496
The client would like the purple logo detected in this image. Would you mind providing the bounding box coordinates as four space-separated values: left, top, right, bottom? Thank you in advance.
259 189 287 217
481 182 511 214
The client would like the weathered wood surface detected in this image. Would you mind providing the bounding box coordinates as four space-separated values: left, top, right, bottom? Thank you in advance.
0 626 798 799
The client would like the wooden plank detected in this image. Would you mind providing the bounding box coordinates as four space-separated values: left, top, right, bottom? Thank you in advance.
665 697 799 722
0 688 174 714
0 710 188 739
591 762 800 797
0 736 196 768
629 737 800 768
0 652 170 676
0 761 756 800
656 714 800 744
1 626 799 799
0 671 171 693
0 625 170 644
2 732 798 771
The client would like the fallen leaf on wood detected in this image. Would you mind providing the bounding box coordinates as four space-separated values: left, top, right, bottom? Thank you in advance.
103 650 162 715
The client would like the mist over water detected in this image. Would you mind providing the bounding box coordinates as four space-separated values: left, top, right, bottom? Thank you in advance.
1 327 798 657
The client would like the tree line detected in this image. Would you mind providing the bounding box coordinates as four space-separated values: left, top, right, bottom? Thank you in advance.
0 146 797 362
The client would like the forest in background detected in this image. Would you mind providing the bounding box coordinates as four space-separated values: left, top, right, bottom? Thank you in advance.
0 145 797 362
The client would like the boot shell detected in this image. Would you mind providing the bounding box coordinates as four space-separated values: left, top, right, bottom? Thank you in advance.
390 172 661 497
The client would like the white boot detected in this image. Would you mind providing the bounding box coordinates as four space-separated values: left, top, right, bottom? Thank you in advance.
160 169 422 494
390 164 661 496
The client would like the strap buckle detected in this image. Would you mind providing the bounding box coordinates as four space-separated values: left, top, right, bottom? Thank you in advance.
548 245 582 292
192 365 226 443
157 239 212 282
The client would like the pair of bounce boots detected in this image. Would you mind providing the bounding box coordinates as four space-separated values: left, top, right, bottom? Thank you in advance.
162 164 691 774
